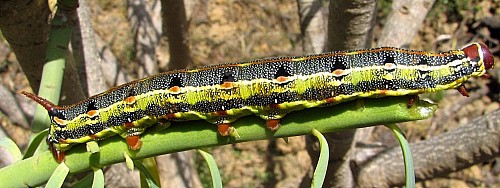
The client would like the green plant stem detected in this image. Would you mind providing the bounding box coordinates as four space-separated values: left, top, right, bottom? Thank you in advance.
0 97 436 187
31 10 73 133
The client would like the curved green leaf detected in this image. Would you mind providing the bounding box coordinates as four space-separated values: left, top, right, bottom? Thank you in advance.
198 149 223 188
0 137 22 162
92 168 105 188
46 162 69 188
23 129 48 159
311 129 329 188
385 123 415 188
134 159 160 188
124 151 134 171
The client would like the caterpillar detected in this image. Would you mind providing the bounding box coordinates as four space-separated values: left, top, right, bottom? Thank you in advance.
22 42 494 162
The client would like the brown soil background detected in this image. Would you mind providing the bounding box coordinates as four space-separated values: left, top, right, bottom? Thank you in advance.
1 0 499 187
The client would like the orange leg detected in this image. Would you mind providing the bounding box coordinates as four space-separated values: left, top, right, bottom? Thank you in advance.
49 144 66 163
407 95 418 108
126 135 143 150
217 123 231 136
266 119 281 131
457 85 470 97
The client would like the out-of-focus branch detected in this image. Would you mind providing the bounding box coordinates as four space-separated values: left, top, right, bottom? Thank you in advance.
127 0 162 77
376 0 436 48
0 1 50 94
0 1 85 105
297 0 327 54
72 0 108 96
326 0 377 51
356 109 500 187
95 34 134 86
0 84 29 128
162 0 193 70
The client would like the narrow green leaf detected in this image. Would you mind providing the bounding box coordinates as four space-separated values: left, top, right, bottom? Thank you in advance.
138 157 161 188
197 149 223 188
23 129 48 159
385 123 415 188
92 168 105 188
86 141 100 154
0 137 22 162
124 152 134 171
311 129 329 188
134 159 160 188
46 162 69 188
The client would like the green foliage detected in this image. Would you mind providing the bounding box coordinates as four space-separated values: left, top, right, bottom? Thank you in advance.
0 138 22 162
198 149 223 188
386 124 415 188
311 129 329 188
46 162 70 188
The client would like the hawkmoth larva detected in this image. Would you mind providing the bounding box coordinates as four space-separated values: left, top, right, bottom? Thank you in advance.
22 42 494 162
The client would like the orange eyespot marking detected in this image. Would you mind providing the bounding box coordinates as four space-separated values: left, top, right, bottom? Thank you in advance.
165 113 176 119
54 117 67 125
163 114 175 119
276 76 288 83
87 110 98 117
126 135 142 150
217 123 231 136
266 119 281 131
125 96 136 104
214 110 228 116
270 104 280 109
332 69 345 76
169 86 180 93
384 63 396 69
379 90 389 95
58 138 68 144
125 122 135 128
89 134 98 140
221 82 235 89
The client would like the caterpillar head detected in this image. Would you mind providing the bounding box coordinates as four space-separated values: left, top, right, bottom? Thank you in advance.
21 91 67 162
462 42 495 74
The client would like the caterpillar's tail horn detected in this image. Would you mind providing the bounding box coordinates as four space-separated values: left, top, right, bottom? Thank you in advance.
21 91 63 111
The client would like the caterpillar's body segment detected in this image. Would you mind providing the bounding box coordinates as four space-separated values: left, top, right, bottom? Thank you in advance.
23 43 494 162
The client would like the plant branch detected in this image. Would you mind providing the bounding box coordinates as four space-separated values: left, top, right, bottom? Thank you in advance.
355 109 500 187
376 0 436 48
0 97 436 187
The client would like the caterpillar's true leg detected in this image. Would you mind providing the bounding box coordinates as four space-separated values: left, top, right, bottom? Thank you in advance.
457 85 470 97
49 144 65 162
407 95 419 108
